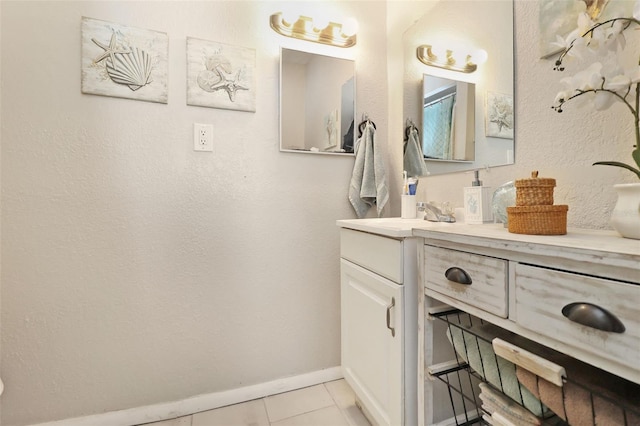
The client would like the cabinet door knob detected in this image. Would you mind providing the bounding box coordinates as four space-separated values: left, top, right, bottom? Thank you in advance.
561 302 625 333
386 297 395 337
445 267 472 285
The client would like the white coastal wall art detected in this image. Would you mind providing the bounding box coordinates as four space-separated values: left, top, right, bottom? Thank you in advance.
485 91 514 140
81 17 168 104
186 37 256 112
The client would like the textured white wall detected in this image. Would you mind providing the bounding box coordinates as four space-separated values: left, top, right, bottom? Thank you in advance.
419 0 637 229
0 1 387 425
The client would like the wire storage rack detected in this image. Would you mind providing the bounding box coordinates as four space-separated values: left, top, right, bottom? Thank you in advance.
427 308 640 426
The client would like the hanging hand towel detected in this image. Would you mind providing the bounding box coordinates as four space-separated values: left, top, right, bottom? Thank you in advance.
349 121 389 218
404 125 429 177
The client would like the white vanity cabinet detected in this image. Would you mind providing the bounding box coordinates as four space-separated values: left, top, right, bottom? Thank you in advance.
340 256 404 426
413 225 640 426
337 219 427 426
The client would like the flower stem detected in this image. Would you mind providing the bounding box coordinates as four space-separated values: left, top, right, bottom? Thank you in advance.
636 78 640 149
559 86 635 117
555 15 640 178
555 18 640 69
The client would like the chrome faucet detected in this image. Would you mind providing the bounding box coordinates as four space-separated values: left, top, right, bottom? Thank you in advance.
420 202 456 223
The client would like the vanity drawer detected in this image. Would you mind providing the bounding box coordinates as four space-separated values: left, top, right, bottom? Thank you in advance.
514 263 640 370
340 229 403 283
424 245 508 317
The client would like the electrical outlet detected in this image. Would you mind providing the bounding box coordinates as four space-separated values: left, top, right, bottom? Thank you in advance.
193 123 213 152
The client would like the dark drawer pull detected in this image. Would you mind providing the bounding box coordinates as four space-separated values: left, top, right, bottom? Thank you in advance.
445 267 472 285
561 302 625 333
386 297 395 337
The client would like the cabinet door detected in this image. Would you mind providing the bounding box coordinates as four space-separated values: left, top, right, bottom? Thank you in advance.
341 259 404 426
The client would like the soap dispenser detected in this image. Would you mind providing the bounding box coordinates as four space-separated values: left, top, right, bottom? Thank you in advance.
463 170 494 224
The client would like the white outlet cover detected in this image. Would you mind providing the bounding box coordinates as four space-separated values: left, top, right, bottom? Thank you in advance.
194 123 213 152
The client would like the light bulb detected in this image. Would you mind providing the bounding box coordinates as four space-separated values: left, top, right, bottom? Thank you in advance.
430 45 446 60
342 18 358 36
281 11 298 27
451 50 468 65
471 49 488 64
313 14 329 30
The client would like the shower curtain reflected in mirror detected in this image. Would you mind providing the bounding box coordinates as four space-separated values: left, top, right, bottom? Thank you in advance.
423 93 456 160
422 74 475 162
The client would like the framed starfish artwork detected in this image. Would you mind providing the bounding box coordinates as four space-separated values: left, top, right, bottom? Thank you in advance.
485 91 514 139
186 37 256 112
81 17 168 103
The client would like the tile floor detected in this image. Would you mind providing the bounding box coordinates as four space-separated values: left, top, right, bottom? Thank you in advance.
139 379 372 426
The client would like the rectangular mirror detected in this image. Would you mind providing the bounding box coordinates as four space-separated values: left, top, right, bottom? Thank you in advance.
403 0 514 176
423 75 475 162
279 47 355 155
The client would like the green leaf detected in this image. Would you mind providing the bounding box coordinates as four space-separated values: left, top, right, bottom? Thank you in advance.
593 161 640 180
632 147 640 170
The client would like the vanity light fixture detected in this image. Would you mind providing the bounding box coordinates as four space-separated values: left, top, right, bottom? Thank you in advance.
416 44 487 73
269 12 357 48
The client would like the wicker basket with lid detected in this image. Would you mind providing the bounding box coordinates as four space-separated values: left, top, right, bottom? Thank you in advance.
507 205 568 235
508 170 567 235
515 170 556 206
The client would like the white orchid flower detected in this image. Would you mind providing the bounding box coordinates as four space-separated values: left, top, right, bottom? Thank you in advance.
627 65 640 84
554 90 570 104
551 6 640 180
568 62 604 91
552 12 639 112
551 35 570 51
561 88 591 108
601 59 624 77
570 36 588 59
561 29 587 59
585 70 605 91
589 25 605 49
586 23 623 56
593 91 617 110
604 64 640 99
601 20 626 52
576 12 595 34
565 28 581 45
605 74 632 93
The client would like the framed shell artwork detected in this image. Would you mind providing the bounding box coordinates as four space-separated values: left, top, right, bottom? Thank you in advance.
186 37 256 112
81 17 169 104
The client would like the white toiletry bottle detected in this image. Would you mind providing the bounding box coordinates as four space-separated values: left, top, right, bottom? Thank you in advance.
463 171 494 224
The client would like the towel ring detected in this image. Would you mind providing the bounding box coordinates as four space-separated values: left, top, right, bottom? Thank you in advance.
404 119 419 141
358 118 376 137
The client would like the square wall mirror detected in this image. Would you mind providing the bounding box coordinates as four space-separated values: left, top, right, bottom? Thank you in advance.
279 47 355 155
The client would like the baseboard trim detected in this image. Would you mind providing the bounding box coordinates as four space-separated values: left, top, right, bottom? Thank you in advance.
30 366 343 426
